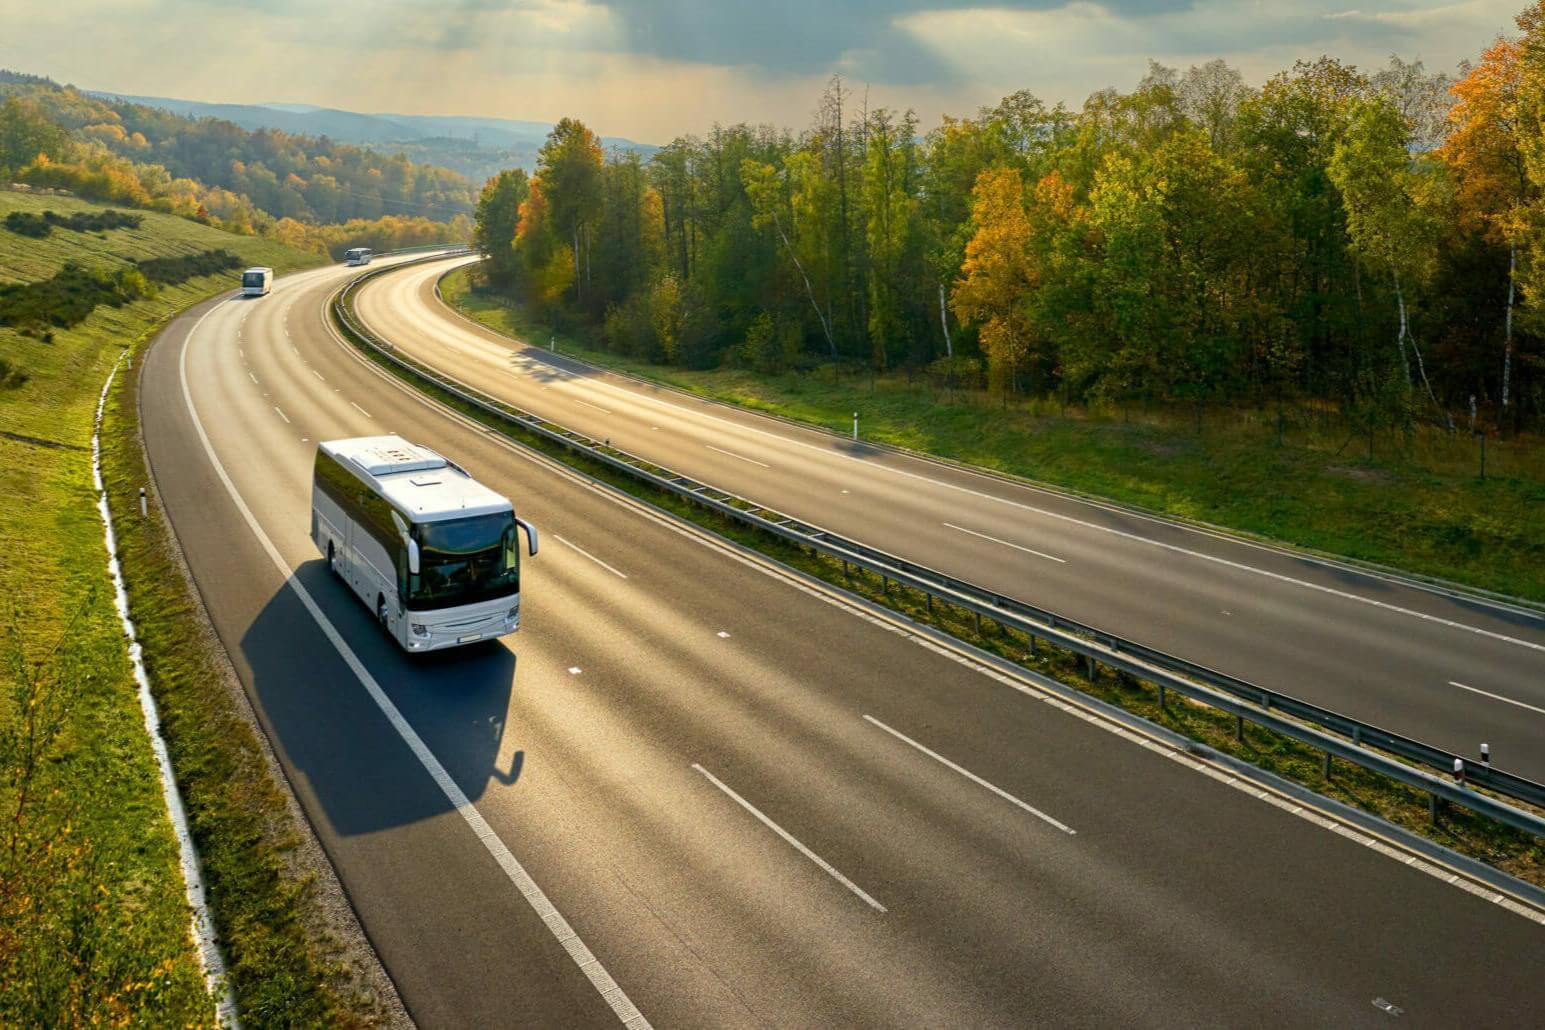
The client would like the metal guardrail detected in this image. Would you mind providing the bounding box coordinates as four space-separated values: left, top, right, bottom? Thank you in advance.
332 264 1545 840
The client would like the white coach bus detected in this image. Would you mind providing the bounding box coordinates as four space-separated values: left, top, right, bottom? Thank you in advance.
344 247 373 266
241 266 273 297
312 436 538 652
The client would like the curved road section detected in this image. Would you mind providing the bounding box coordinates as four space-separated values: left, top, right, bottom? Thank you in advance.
356 256 1545 782
142 260 1545 1025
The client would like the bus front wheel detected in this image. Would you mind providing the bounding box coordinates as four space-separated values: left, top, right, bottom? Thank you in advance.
376 596 389 633
327 541 339 576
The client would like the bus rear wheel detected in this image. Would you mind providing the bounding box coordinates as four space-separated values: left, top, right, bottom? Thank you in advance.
327 541 339 576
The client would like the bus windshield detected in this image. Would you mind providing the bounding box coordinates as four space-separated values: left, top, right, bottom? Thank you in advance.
242 271 266 287
407 511 519 610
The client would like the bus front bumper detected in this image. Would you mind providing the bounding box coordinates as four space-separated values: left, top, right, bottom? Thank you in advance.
403 602 519 652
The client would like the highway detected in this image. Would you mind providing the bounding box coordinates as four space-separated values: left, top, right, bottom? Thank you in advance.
354 256 1545 783
139 258 1545 1026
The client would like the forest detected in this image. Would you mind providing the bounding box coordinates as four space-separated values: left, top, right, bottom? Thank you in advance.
474 4 1545 437
0 71 473 256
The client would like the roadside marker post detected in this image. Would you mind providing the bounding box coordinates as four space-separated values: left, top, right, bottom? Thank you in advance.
139 486 147 517
852 411 858 441
1481 743 1490 769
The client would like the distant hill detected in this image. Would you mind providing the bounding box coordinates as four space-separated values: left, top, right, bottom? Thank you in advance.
84 91 657 183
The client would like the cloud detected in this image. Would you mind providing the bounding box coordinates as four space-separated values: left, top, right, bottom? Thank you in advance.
599 0 1197 82
0 0 1526 139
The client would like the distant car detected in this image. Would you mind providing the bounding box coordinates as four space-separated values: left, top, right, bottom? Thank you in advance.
241 266 273 297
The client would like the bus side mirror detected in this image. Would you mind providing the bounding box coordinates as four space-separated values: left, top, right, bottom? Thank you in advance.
517 518 538 557
407 537 420 575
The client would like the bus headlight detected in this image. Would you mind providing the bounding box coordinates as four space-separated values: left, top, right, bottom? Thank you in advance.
411 623 429 637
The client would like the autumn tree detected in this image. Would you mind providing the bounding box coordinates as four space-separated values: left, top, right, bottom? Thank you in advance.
1439 35 1531 414
952 167 1036 394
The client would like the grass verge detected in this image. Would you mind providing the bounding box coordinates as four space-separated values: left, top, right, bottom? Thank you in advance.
441 268 1545 605
342 290 1545 893
0 191 387 1024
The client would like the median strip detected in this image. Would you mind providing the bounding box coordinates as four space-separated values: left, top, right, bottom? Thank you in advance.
332 264 1545 899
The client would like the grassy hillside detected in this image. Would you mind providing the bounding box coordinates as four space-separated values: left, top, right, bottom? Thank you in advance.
0 190 334 1024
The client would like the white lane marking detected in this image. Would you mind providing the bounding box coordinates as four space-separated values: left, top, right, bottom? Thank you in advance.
313 370 326 382
554 534 628 579
291 346 301 357
716 631 731 639
350 401 373 418
568 666 583 675
274 406 291 424
863 715 1077 835
239 348 245 358
942 521 1066 564
1448 680 1545 716
690 763 886 913
706 444 771 469
347 272 1545 927
572 397 613 415
248 371 259 385
177 302 650 1028
508 338 1545 650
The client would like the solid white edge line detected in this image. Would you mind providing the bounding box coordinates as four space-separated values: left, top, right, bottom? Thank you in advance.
1448 680 1545 717
942 521 1066 564
553 534 629 579
94 357 238 1026
571 397 614 415
177 297 650 1028
863 715 1076 835
705 444 771 469
339 265 1545 928
690 763 886 913
414 275 1545 652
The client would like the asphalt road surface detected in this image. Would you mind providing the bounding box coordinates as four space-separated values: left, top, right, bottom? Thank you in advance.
140 258 1545 1026
352 256 1545 784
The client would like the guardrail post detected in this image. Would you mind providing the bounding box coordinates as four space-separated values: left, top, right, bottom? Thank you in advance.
974 610 982 635
1086 655 1097 681
1429 793 1440 824
1352 725 1361 747
1157 682 1166 708
1234 714 1243 742
1322 751 1331 780
1028 634 1037 656
925 592 933 615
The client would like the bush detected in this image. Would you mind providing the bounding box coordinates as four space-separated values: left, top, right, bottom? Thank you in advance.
136 249 240 285
3 209 144 239
0 356 28 388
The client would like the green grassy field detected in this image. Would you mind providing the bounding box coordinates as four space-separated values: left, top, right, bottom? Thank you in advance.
0 189 351 1024
443 268 1545 604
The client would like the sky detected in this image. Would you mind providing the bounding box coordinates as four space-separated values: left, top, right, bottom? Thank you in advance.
0 0 1528 141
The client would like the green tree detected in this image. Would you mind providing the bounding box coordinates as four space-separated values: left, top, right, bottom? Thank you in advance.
473 168 529 286
1329 96 1453 424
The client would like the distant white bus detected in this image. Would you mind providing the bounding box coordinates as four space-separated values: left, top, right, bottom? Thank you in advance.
312 436 538 652
241 266 273 297
344 247 373 266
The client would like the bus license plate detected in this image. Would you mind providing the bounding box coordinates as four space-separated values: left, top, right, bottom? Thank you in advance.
457 633 482 643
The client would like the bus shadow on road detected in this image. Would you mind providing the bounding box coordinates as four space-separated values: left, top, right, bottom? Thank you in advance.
238 559 520 838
